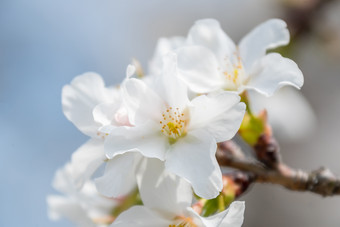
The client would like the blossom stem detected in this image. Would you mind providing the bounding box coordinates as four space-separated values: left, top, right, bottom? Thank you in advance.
111 188 142 217
240 91 252 115
217 194 225 212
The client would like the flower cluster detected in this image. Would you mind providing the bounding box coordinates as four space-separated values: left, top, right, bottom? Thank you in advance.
48 18 303 226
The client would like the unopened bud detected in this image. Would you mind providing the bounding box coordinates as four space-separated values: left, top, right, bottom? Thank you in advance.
132 58 144 78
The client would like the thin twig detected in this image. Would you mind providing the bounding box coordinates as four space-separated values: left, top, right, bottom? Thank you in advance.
216 140 340 197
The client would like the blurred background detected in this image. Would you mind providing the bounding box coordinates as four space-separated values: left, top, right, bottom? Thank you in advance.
1 0 340 226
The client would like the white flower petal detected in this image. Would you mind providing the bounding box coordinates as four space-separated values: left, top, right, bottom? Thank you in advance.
95 152 142 198
219 201 245 227
52 146 106 195
199 209 226 227
193 201 245 227
104 122 168 161
165 130 222 199
137 158 192 214
52 163 76 195
77 181 117 216
149 36 186 76
246 53 304 97
69 139 106 189
47 195 96 227
180 207 205 226
239 18 290 70
111 206 171 227
62 72 119 137
189 92 245 142
187 19 236 60
176 46 225 93
153 52 189 110
121 78 164 125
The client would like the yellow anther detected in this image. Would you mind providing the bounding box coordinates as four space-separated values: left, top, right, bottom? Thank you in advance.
171 216 198 227
160 106 188 143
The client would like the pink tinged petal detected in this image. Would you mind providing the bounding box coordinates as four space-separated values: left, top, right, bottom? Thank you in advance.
62 72 119 137
189 92 246 142
137 158 192 215
219 201 245 227
47 196 96 227
121 78 164 125
149 36 186 76
93 102 122 126
187 19 236 60
239 18 290 71
154 52 189 110
95 152 142 198
111 206 171 227
104 122 167 160
115 107 131 126
165 130 222 199
176 46 225 93
246 53 304 97
69 139 106 189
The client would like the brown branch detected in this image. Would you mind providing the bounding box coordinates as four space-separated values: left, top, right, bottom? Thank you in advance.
216 140 340 197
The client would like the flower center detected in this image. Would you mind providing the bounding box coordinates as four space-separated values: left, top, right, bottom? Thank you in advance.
221 53 246 91
224 65 243 84
169 216 198 227
160 107 188 143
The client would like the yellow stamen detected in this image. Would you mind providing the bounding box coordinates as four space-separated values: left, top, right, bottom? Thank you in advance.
160 106 188 143
169 216 198 227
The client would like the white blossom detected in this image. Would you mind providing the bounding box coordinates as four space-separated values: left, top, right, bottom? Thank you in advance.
47 163 116 227
176 18 304 96
111 159 245 227
100 52 245 199
61 67 139 197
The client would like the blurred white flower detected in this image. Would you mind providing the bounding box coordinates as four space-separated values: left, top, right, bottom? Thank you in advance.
249 87 316 143
47 163 116 227
111 159 245 227
148 36 186 76
176 18 304 96
61 67 139 197
101 52 245 199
